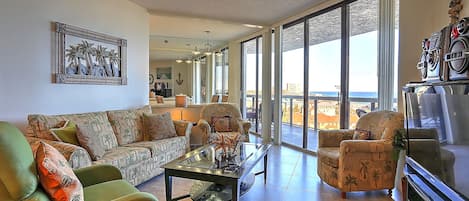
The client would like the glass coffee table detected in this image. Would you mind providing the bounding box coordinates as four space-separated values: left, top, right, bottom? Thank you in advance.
163 143 271 201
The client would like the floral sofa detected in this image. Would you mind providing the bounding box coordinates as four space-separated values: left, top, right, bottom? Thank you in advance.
24 105 191 186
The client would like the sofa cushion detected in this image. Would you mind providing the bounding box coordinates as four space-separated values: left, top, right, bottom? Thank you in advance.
106 110 143 145
83 180 138 201
124 136 187 158
317 147 340 168
143 112 177 140
36 142 83 201
93 147 151 169
28 112 118 150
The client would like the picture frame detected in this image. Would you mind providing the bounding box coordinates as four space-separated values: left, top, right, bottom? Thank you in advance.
52 22 127 85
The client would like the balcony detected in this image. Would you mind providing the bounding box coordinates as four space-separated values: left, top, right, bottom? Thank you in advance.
246 94 377 151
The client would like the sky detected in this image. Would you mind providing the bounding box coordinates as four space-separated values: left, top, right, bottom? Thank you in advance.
245 30 399 97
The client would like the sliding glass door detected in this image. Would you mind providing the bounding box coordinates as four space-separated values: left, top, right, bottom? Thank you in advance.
307 8 342 151
242 37 262 133
348 0 378 128
279 0 382 151
281 22 304 147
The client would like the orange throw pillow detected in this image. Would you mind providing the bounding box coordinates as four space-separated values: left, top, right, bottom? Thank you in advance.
36 142 84 201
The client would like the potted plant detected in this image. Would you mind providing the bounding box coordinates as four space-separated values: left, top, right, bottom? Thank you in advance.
393 128 407 191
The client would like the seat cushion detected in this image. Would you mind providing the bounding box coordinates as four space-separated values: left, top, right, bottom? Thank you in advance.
93 147 151 169
124 136 187 158
317 147 340 168
83 180 138 201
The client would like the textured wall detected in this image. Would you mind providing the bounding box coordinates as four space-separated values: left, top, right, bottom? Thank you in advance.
0 0 149 128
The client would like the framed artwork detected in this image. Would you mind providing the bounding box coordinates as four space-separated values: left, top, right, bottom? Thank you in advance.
156 67 171 80
52 22 127 85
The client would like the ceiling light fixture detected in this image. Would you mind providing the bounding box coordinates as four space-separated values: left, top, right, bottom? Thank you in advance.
243 24 263 29
215 51 223 57
192 46 200 55
175 59 183 63
203 31 213 56
185 59 192 64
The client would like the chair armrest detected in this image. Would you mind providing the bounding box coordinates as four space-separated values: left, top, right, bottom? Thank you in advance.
173 120 193 151
111 192 158 201
192 119 210 145
74 164 122 187
26 137 92 169
318 129 354 148
238 119 251 135
340 139 393 153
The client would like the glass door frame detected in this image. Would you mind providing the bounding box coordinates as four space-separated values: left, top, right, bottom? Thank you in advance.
281 1 354 149
241 35 262 133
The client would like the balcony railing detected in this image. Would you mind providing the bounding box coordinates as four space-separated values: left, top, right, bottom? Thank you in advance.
246 94 378 130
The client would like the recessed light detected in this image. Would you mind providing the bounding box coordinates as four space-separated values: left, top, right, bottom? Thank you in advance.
243 24 263 29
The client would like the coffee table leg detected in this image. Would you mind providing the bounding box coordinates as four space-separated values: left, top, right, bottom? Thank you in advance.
232 179 240 201
264 154 268 184
165 171 172 201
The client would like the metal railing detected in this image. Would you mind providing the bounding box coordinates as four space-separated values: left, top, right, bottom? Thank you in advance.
245 94 378 130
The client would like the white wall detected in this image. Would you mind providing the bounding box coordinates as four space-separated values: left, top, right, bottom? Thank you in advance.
0 0 149 128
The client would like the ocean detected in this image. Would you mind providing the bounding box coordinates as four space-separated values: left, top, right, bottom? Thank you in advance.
309 91 377 98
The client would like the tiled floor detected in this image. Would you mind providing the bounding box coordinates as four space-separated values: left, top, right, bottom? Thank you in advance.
137 136 400 201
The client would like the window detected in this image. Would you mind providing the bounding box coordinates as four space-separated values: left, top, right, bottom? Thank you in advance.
214 48 229 95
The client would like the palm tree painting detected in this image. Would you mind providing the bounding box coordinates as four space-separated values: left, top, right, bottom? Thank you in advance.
56 22 126 85
64 40 120 77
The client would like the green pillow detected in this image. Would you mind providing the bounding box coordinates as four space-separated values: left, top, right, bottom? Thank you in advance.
50 121 80 145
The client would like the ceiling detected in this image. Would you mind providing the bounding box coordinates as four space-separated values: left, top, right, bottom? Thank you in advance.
130 0 329 61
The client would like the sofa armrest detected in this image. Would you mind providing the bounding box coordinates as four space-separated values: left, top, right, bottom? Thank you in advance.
26 137 92 169
318 129 354 148
340 139 393 153
192 119 210 145
111 192 158 201
74 164 122 187
238 119 251 135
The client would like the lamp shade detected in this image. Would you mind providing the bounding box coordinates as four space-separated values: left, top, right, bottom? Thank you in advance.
175 95 187 107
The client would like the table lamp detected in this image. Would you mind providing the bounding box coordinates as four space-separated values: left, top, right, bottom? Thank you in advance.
175 95 187 120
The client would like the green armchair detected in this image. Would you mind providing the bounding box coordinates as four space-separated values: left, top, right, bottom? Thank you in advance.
0 121 158 201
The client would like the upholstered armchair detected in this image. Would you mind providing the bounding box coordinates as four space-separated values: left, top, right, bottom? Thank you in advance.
317 111 403 199
191 103 251 145
0 122 157 201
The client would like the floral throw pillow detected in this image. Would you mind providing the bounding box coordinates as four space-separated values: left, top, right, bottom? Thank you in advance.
36 142 84 201
211 116 233 132
143 112 177 140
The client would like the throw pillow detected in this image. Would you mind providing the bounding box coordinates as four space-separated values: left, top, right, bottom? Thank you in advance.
36 142 84 201
211 116 232 132
143 112 177 140
76 124 106 160
353 128 373 140
49 120 80 145
107 110 142 145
